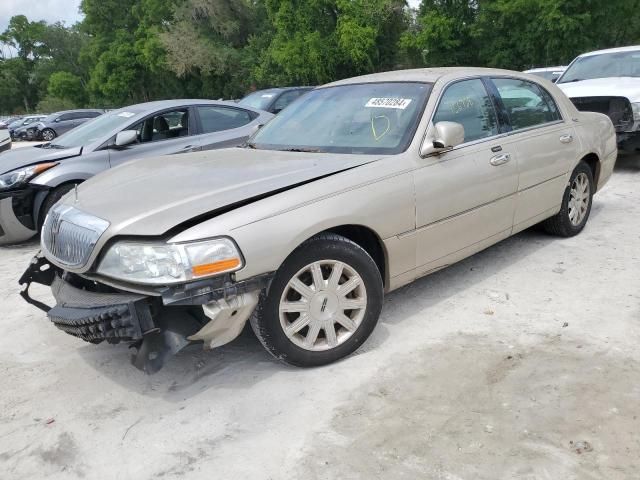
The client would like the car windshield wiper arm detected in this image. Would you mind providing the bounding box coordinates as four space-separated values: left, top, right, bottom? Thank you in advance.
278 147 323 153
243 141 256 149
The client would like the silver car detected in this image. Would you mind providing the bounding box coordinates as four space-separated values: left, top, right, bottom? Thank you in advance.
20 68 617 373
0 99 273 244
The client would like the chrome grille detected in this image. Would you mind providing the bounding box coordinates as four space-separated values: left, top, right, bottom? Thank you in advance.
42 204 110 268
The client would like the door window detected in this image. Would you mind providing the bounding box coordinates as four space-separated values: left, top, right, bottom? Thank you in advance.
57 113 73 122
197 106 255 134
432 79 499 143
492 78 561 130
130 109 190 143
273 91 302 113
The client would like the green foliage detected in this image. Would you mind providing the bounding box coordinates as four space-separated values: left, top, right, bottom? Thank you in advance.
36 95 77 113
2 0 640 114
47 71 85 106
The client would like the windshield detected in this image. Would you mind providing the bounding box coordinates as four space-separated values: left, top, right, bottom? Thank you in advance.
50 111 138 148
250 82 431 155
559 50 640 83
239 90 279 110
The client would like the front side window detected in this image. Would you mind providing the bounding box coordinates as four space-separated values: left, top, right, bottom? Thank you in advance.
432 79 499 143
273 90 302 113
197 106 254 134
251 82 431 155
493 78 561 130
131 109 190 143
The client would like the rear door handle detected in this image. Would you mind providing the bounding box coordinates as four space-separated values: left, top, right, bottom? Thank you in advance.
490 153 511 166
560 134 573 144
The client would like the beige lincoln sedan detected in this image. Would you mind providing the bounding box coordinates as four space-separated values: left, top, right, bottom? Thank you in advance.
20 68 617 373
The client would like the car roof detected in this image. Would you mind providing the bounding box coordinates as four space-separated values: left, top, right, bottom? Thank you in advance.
51 109 104 115
111 99 260 113
323 67 533 87
577 45 640 57
524 66 566 73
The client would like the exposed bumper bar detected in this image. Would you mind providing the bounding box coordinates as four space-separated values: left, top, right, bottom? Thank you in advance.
19 254 273 373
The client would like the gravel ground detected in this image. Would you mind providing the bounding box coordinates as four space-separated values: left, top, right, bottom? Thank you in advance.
1 156 639 479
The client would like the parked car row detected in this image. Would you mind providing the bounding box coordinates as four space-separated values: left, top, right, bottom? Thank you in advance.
0 100 272 244
13 65 617 373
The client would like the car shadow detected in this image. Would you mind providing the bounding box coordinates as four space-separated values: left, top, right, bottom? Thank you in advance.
78 222 587 400
615 152 640 172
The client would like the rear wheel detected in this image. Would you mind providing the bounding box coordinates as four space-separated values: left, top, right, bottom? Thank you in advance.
41 129 56 141
542 162 594 237
250 233 383 367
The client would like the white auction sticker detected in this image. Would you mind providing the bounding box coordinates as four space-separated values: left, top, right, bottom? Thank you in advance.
365 98 412 109
117 112 136 118
261 94 275 98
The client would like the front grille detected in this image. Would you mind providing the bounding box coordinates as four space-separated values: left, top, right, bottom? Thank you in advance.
570 96 634 132
42 204 110 268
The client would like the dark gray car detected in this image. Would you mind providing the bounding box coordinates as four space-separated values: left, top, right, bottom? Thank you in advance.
26 109 104 141
0 99 273 244
238 87 313 114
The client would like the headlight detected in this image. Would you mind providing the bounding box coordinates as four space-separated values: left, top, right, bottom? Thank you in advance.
0 162 58 190
97 237 244 285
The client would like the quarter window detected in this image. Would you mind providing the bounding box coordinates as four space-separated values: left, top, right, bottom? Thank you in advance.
432 79 499 143
492 78 561 130
197 106 255 133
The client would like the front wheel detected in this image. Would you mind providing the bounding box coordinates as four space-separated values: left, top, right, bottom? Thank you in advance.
250 233 383 367
542 162 594 237
41 129 56 141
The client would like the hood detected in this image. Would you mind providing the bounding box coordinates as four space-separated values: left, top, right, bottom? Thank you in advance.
0 145 82 174
557 77 640 102
70 148 380 237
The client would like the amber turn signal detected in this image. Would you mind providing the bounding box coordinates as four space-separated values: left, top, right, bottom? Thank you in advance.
192 258 241 277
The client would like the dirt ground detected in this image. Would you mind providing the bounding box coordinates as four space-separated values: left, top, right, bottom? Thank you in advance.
1 156 639 480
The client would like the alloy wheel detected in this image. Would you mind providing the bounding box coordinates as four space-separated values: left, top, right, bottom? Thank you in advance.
568 172 590 226
279 260 367 351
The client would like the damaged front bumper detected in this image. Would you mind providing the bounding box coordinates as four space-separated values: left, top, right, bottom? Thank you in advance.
19 254 272 373
0 188 41 245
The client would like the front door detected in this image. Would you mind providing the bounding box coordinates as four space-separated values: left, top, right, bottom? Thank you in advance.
413 78 519 275
108 107 201 168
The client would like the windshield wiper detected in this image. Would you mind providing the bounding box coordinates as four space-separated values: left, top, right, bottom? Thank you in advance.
278 147 323 153
243 141 257 149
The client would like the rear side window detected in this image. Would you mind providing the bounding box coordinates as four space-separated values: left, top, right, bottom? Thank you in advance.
492 78 561 130
432 79 499 143
197 106 255 133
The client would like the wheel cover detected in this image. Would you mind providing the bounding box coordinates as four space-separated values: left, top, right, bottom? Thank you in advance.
568 172 590 226
279 260 367 352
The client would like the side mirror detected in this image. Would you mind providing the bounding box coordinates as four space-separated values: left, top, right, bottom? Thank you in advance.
114 130 138 147
420 121 465 156
54 117 61 123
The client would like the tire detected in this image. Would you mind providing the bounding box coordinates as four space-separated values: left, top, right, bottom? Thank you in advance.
542 161 594 237
38 183 77 231
250 233 384 367
41 128 56 141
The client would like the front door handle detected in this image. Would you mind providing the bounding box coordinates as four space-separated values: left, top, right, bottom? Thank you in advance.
560 134 573 144
490 153 511 166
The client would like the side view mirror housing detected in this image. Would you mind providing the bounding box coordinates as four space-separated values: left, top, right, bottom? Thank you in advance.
420 121 465 157
114 130 138 147
54 118 61 123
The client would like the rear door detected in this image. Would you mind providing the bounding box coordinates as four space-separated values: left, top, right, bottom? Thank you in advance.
413 77 519 274
490 77 579 230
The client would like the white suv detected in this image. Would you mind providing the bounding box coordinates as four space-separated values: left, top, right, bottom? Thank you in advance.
557 45 640 151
